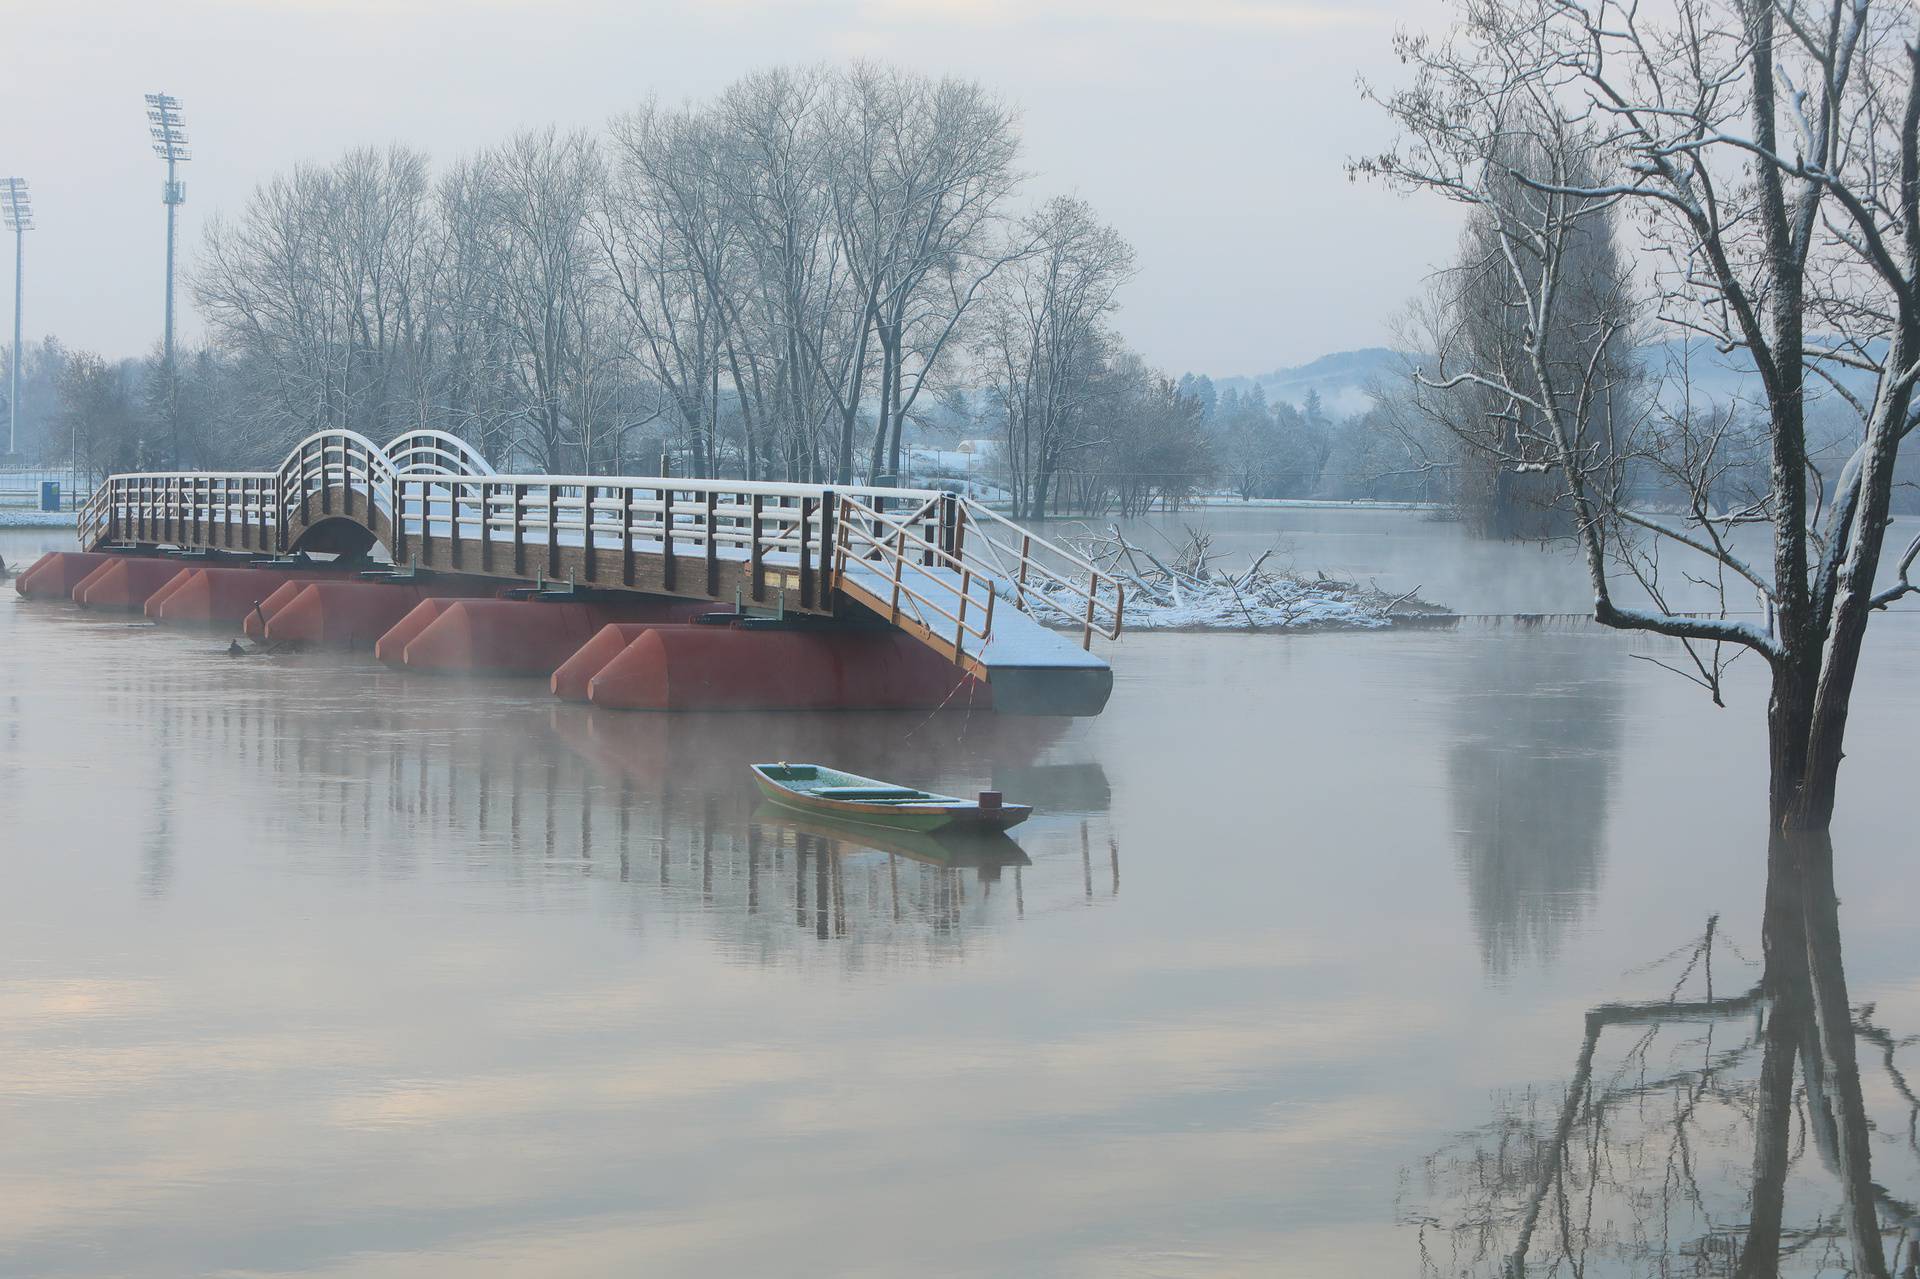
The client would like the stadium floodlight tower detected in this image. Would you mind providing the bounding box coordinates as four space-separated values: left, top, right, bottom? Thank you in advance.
1 177 30 458
146 93 189 464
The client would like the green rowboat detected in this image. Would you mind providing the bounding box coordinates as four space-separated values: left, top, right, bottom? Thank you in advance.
750 763 1031 834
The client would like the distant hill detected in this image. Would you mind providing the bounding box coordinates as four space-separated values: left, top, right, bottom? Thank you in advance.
1639 336 1881 415
1210 338 1880 424
1209 348 1408 420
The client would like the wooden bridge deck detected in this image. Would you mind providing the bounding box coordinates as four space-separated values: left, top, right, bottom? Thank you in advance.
78 430 1124 713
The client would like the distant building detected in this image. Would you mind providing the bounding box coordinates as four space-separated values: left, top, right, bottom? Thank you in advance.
956 439 999 459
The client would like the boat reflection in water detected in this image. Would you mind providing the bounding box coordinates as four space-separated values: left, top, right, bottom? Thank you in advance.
1402 833 1920 1277
749 805 1034 941
752 804 1033 873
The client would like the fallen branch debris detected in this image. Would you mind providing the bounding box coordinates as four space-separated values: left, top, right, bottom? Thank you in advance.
1013 525 1452 633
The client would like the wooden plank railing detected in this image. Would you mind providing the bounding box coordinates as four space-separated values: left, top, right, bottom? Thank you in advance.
833 492 1125 653
831 493 998 666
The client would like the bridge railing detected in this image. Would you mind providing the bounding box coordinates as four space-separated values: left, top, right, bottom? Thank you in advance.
951 499 1126 646
833 492 1124 652
81 471 281 550
386 473 946 606
279 431 395 534
382 430 497 479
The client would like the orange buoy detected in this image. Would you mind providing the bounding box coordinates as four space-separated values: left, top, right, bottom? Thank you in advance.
403 599 641 676
375 597 460 666
15 551 118 599
587 626 990 712
550 622 697 702
266 581 437 649
74 558 196 611
149 567 299 627
142 567 206 619
244 578 313 638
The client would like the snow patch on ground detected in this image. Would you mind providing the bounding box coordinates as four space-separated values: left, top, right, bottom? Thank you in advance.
0 510 78 528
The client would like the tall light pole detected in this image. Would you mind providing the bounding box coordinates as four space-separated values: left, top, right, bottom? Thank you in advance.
145 93 189 465
1 177 29 459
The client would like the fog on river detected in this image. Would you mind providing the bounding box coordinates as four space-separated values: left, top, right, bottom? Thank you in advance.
2 509 1918 1277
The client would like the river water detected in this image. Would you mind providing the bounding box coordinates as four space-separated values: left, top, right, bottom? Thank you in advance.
3 512 1918 1277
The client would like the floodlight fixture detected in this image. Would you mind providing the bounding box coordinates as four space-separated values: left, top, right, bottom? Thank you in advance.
145 93 190 164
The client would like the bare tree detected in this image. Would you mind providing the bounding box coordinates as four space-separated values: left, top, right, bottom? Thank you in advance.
1390 123 1641 538
181 62 1141 502
479 128 616 472
849 67 1025 482
599 104 740 477
975 196 1135 518
718 67 850 480
424 155 522 464
194 146 437 452
1361 0 1920 832
59 351 145 483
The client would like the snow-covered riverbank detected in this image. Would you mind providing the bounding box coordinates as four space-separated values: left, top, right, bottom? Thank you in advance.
0 510 78 529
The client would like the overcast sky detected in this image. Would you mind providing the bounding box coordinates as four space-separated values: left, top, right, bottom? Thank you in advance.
2 0 1461 380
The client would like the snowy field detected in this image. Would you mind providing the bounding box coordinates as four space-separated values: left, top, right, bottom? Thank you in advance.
0 509 78 529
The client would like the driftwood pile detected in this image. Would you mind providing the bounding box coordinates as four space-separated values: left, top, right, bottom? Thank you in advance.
1019 526 1448 632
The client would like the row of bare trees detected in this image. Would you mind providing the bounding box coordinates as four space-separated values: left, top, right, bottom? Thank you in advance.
184 63 1140 507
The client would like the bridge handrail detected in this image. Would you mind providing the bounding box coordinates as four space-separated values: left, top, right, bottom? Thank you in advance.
91 470 278 481
383 430 497 478
82 470 285 549
78 483 111 546
277 431 395 486
949 499 1125 644
475 473 942 504
833 495 996 658
832 492 1124 651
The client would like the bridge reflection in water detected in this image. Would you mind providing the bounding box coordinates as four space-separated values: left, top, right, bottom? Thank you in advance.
117 660 1117 966
1402 832 1920 1278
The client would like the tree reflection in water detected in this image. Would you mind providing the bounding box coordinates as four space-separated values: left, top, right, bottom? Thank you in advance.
1446 635 1622 977
1402 835 1920 1277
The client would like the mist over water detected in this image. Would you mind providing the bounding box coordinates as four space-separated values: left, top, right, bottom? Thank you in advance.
4 513 1918 1276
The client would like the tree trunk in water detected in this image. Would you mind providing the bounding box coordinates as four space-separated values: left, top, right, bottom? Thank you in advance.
1767 660 1841 834
1029 464 1052 522
1735 834 1809 1279
1737 831 1890 1277
1799 832 1890 1278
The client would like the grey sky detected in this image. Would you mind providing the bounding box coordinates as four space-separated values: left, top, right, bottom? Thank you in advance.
2 0 1460 379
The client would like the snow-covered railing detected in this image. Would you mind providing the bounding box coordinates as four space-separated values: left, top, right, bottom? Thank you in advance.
952 500 1125 645
832 493 998 664
833 492 1124 653
82 470 281 552
382 430 497 479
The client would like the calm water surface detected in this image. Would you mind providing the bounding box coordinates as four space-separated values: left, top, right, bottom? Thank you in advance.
3 515 1917 1277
